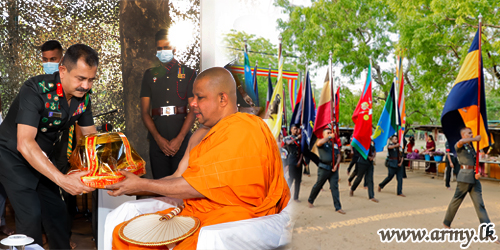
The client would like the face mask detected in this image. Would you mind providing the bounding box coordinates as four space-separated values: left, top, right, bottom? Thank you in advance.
156 50 174 63
43 62 59 74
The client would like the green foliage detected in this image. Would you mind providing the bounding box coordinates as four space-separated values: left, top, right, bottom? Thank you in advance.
276 0 500 127
222 29 301 122
386 0 500 125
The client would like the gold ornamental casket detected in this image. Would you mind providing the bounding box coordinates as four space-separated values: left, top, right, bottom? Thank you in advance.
67 132 146 189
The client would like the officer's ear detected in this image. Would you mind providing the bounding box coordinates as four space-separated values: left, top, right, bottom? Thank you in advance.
218 92 228 107
59 64 67 80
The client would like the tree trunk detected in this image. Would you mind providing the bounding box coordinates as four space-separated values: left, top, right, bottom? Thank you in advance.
120 0 170 179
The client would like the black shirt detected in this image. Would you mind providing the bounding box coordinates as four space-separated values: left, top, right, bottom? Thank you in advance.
0 73 93 188
387 143 399 158
317 141 339 171
284 135 301 166
455 142 476 166
140 59 196 140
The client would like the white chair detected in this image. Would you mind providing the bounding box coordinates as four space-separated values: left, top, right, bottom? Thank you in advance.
104 197 292 250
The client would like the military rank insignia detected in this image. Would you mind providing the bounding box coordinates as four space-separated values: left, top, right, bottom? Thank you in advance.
153 77 157 83
47 93 52 100
39 81 50 93
178 68 185 79
56 83 63 97
41 128 48 133
54 120 61 125
42 117 49 123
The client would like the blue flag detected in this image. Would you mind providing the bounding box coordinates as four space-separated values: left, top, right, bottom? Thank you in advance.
301 71 316 151
252 64 260 106
244 52 257 102
372 82 398 152
290 100 302 129
441 29 492 153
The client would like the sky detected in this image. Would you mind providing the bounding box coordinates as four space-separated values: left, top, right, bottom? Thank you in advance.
167 0 399 93
207 0 398 93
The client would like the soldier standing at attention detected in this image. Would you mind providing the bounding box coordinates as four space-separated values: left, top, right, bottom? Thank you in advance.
140 29 197 179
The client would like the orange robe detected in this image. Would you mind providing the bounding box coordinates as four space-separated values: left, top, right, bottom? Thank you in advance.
113 112 290 249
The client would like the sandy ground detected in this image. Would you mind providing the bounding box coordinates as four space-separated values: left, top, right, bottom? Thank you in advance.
288 152 500 250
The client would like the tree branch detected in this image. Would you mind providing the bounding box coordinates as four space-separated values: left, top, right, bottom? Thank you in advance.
371 61 386 87
444 17 500 29
403 59 416 91
487 50 500 81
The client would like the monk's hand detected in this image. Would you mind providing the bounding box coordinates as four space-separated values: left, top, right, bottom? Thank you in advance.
475 173 481 180
156 136 173 156
106 170 142 196
58 171 95 196
167 136 183 155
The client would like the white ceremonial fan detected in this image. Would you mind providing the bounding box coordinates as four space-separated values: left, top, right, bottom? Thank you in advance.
119 205 200 246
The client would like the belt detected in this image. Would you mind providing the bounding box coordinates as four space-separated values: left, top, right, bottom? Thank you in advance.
461 165 475 170
152 106 187 116
320 160 333 166
388 157 398 160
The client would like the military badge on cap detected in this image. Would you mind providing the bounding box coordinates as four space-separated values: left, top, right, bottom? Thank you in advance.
41 127 48 132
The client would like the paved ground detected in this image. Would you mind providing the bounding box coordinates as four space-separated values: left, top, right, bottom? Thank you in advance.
288 153 500 250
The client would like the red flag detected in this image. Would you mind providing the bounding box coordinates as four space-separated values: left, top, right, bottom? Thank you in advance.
351 64 373 159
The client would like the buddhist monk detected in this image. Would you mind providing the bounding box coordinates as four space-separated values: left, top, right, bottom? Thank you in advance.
108 67 290 249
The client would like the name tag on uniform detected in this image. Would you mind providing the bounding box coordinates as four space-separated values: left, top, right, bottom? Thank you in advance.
49 111 62 118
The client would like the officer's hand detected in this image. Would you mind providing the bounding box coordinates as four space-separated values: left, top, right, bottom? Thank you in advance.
332 165 338 172
475 173 481 180
59 171 95 196
156 137 173 156
106 170 142 196
450 162 454 168
167 137 183 155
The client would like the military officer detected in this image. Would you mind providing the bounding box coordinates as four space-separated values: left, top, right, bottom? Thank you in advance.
0 44 98 249
140 29 196 179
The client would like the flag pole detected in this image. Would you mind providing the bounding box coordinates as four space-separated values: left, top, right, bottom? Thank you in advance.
279 35 287 136
329 51 336 165
329 51 335 140
476 14 483 174
300 63 307 129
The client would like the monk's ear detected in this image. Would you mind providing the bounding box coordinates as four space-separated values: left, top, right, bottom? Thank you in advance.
219 92 228 107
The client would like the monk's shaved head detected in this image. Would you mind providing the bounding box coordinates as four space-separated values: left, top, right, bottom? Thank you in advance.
190 67 238 127
195 67 237 103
